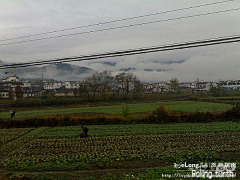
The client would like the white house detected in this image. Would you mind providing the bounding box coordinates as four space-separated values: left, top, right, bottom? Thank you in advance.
222 80 240 91
63 81 81 89
143 82 169 93
2 75 20 83
44 82 62 90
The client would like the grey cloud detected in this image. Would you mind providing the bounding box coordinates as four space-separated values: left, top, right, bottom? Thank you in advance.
0 0 239 82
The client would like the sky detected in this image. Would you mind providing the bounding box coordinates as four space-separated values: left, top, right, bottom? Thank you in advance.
0 0 239 82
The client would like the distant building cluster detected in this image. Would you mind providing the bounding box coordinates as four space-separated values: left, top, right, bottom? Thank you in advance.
144 80 240 94
0 74 35 100
0 74 82 99
221 80 240 91
42 81 82 97
0 74 240 99
143 81 213 94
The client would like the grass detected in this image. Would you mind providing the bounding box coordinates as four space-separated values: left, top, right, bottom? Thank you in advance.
205 96 240 100
0 100 233 119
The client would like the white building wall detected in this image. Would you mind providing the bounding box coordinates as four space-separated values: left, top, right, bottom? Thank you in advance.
44 82 62 90
63 82 80 89
2 76 20 83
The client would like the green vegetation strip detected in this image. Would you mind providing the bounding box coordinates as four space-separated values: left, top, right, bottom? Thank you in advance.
1 123 240 160
1 122 239 140
0 101 233 119
31 122 240 139
3 132 240 170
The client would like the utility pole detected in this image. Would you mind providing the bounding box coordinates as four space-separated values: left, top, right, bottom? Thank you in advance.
25 69 56 90
25 70 45 90
41 70 44 90
14 67 16 77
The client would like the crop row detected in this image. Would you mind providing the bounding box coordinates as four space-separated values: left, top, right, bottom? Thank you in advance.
34 122 240 139
0 127 48 159
0 128 34 147
1 123 240 141
7 132 240 163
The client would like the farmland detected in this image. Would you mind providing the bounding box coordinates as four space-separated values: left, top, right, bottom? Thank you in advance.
1 122 240 179
0 99 239 179
0 100 233 119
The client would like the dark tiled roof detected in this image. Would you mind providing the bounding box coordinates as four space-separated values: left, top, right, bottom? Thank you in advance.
23 87 32 90
56 87 73 93
32 86 43 92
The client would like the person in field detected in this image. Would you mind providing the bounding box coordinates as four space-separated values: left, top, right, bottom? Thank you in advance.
80 126 89 138
9 109 17 118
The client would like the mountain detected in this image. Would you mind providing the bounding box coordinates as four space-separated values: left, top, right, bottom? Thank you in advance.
120 67 137 71
0 62 95 81
120 67 166 72
90 61 117 66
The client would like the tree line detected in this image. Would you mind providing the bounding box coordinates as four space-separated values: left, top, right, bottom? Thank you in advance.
79 71 143 101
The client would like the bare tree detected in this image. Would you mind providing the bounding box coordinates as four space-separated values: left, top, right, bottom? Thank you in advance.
84 71 142 101
79 83 89 100
84 72 101 101
9 87 15 100
132 80 143 99
115 72 140 98
169 78 179 93
73 88 78 97
15 85 23 99
115 72 128 97
99 71 114 99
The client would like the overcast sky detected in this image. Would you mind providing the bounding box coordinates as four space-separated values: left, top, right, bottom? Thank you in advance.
0 0 239 82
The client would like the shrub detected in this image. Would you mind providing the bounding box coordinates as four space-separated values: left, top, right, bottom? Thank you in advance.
121 104 129 119
220 102 240 120
180 111 215 123
145 106 177 123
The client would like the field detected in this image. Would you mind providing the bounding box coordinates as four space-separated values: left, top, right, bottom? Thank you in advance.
1 122 240 179
0 100 233 119
0 98 239 179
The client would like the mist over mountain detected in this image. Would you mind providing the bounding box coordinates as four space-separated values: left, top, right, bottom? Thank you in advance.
120 67 137 72
0 62 95 81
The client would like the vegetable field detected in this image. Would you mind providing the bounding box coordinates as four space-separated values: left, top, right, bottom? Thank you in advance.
1 122 240 179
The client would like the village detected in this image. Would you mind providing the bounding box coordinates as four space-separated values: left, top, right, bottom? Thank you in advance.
0 72 239 100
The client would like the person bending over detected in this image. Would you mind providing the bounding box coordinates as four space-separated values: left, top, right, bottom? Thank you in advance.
81 126 89 138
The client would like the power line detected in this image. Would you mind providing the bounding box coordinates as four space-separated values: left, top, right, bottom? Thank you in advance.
0 35 239 69
2 39 240 69
1 34 239 67
13 34 240 66
0 8 239 47
2 34 239 67
0 0 236 43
